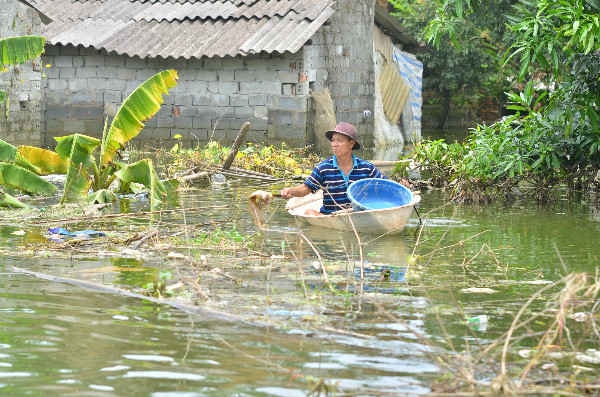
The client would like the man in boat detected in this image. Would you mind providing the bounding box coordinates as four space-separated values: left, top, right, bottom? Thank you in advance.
280 122 386 215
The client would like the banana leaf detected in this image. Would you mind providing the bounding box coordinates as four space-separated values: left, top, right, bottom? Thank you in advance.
17 146 69 175
101 69 178 165
55 134 100 203
0 139 17 162
0 188 28 208
88 189 116 204
0 139 51 176
13 152 44 175
0 162 56 195
0 36 45 66
114 159 175 211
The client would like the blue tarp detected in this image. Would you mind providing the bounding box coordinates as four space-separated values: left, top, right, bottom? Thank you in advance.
392 47 423 138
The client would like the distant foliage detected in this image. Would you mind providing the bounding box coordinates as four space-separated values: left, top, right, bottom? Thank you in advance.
394 0 600 202
388 0 515 128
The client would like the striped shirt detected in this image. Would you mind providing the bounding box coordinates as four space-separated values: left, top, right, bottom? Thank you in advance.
304 155 385 214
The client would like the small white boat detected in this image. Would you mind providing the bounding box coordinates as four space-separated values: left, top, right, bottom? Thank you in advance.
286 190 421 234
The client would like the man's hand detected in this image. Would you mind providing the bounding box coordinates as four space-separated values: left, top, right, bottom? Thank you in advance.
280 188 292 199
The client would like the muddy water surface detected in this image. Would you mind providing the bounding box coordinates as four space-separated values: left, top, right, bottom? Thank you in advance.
1 181 599 395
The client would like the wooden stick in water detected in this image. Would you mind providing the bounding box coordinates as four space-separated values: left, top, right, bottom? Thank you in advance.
222 121 250 170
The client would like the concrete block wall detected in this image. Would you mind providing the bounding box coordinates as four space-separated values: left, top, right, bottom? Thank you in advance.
42 46 310 149
0 0 43 146
307 0 376 150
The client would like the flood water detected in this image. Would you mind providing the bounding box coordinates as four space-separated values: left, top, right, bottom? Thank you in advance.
1 177 599 396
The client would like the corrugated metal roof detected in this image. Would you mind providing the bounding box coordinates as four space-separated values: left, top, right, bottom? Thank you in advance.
26 0 335 58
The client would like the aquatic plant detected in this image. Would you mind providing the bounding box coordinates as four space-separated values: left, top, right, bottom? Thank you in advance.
395 138 465 189
236 143 315 178
144 270 173 298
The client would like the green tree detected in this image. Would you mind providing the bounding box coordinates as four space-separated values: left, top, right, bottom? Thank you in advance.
388 0 517 129
398 0 600 201
506 0 599 81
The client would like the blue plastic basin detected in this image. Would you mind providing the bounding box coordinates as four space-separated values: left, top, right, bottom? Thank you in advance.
347 178 413 211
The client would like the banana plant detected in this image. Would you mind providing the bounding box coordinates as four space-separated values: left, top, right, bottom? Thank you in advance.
0 35 46 104
1 39 177 210
55 69 180 209
0 69 179 209
54 133 101 204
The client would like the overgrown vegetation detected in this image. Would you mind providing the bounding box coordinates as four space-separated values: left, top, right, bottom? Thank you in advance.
388 0 515 128
162 140 320 179
393 0 600 203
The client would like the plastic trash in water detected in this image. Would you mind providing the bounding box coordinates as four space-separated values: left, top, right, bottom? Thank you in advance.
211 173 227 185
48 227 106 242
467 315 488 332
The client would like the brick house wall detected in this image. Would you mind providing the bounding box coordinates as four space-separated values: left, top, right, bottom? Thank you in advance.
42 46 310 149
3 0 381 151
303 1 377 152
0 0 44 146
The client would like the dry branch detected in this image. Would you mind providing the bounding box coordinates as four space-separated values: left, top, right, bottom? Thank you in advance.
222 121 250 170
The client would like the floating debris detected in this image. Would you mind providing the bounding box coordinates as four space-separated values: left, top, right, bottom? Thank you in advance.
467 315 488 332
47 227 106 242
461 287 498 294
576 349 600 365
